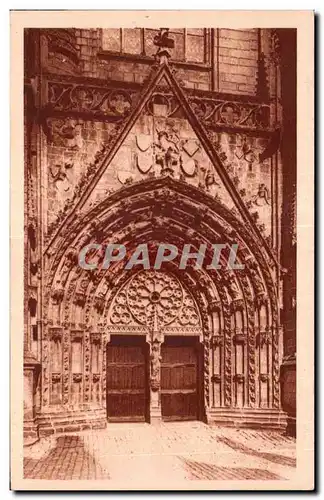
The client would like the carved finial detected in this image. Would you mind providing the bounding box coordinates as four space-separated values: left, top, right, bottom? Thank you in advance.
153 28 174 65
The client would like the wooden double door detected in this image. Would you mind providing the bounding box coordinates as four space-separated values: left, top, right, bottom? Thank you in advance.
106 336 200 422
106 336 149 421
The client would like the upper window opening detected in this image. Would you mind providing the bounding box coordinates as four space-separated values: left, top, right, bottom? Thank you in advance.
101 28 209 65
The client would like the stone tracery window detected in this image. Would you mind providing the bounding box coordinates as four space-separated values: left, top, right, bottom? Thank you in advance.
109 270 201 330
101 28 263 96
101 28 209 65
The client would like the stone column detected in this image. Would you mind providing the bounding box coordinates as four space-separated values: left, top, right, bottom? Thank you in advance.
277 29 297 436
148 305 164 423
149 338 162 423
24 350 40 444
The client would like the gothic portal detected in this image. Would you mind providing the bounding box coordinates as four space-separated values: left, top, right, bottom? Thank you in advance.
24 27 296 440
106 270 203 422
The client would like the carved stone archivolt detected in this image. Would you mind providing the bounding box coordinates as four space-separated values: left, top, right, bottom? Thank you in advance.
41 174 279 414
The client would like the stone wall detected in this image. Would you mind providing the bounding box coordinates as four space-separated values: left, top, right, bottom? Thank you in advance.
46 28 269 96
218 29 259 95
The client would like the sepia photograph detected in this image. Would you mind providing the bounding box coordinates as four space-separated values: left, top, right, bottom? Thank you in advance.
10 10 314 490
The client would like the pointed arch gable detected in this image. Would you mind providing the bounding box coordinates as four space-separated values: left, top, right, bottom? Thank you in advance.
44 62 277 266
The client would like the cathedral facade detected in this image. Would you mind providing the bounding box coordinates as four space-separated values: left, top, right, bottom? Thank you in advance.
23 27 296 442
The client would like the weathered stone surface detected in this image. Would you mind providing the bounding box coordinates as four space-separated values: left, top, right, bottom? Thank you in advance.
23 27 295 442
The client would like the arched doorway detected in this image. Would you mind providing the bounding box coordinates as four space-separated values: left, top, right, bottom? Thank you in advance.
105 269 205 423
42 176 284 432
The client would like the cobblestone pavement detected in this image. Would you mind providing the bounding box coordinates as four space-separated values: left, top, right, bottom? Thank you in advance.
24 422 296 482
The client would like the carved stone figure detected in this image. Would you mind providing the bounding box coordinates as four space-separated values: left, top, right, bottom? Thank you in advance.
150 341 162 391
252 183 271 206
155 128 180 176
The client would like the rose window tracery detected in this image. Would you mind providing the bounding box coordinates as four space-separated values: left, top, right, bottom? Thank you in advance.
110 270 200 328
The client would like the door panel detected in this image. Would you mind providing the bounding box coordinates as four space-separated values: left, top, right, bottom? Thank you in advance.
161 338 198 421
107 337 148 421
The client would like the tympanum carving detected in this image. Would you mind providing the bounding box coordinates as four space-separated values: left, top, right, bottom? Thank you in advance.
109 270 200 330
